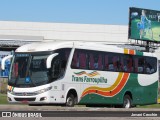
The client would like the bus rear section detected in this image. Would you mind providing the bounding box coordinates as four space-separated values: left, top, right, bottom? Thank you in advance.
69 48 159 108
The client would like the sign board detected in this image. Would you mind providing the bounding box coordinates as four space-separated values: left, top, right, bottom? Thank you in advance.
129 7 160 43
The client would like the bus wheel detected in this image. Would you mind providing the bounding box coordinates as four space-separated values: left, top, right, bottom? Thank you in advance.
66 94 75 107
123 95 132 109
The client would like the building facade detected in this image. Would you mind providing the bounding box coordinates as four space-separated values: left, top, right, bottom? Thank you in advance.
0 20 160 58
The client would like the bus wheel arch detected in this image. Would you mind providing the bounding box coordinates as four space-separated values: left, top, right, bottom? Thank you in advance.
123 91 133 108
66 89 78 107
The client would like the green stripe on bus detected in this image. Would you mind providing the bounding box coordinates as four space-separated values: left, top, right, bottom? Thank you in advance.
135 50 143 56
79 73 158 105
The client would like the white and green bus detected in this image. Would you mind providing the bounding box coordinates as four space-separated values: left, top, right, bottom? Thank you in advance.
2 41 159 108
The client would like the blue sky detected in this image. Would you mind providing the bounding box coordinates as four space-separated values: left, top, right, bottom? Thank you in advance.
0 0 160 25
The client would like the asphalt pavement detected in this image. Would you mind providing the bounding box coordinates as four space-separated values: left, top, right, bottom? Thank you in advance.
0 105 159 120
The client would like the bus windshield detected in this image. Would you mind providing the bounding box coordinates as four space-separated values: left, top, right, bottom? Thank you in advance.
9 48 71 88
9 53 49 87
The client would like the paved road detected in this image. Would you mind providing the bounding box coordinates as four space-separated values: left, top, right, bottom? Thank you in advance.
1 117 159 120
0 105 159 120
0 104 160 111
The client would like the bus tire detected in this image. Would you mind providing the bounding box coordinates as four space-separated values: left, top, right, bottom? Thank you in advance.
66 94 75 107
123 95 132 109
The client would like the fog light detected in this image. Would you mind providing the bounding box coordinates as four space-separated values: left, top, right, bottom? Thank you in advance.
40 97 47 101
8 97 12 101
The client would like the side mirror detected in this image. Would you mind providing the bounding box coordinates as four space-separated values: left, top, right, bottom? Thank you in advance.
46 53 59 69
1 55 13 70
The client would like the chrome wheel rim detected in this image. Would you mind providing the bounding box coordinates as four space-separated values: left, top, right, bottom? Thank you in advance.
67 97 73 106
124 99 130 109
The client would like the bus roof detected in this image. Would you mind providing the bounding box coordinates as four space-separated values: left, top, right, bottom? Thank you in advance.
15 41 74 52
15 41 156 57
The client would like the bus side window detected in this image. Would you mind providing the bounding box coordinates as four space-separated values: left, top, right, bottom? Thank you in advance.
150 58 156 74
89 53 102 70
123 55 133 73
127 57 133 72
113 56 117 71
61 49 71 70
98 55 103 70
138 58 144 73
145 57 156 74
108 55 114 71
104 55 109 71
71 50 87 69
71 51 79 69
113 56 120 71
134 58 138 73
50 49 71 80
120 56 124 71
50 57 61 80
65 51 70 60
89 53 94 69
79 53 87 69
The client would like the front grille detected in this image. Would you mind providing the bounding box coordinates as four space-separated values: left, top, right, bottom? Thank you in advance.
14 92 36 96
14 98 36 101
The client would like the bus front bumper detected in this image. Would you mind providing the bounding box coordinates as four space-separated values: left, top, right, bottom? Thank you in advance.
7 91 65 104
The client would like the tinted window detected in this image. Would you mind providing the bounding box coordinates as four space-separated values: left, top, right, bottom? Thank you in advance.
123 55 133 72
145 57 157 74
71 49 157 74
89 52 103 70
71 50 87 69
49 48 71 81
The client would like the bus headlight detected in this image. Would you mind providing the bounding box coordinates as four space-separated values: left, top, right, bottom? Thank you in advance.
34 86 52 95
8 86 52 96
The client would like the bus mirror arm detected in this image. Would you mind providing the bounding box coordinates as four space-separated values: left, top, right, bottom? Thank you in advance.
1 55 13 70
46 53 59 69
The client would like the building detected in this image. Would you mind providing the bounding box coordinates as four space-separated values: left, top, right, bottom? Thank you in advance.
0 20 160 58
